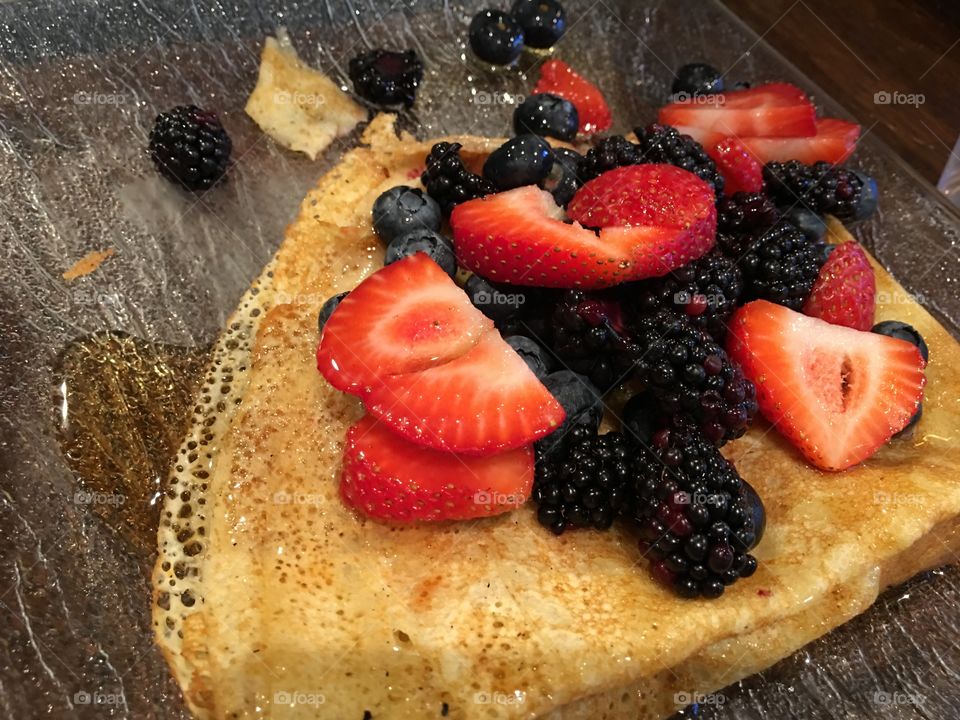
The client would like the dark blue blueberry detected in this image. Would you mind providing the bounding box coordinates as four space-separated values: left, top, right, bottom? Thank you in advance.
469 9 525 65
894 404 923 439
505 335 553 379
513 93 578 142
537 370 603 455
509 0 566 49
372 185 441 243
785 207 828 243
540 146 583 207
740 480 765 551
318 292 348 334
384 229 457 277
671 63 724 97
465 274 525 322
871 320 929 362
622 393 656 446
483 134 553 191
851 170 879 222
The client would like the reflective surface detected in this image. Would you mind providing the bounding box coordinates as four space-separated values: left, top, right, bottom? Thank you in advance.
0 0 958 717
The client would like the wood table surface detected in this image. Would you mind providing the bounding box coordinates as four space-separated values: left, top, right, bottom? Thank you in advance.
722 0 960 186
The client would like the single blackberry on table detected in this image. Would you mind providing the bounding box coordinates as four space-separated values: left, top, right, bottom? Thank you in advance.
533 426 633 534
629 252 743 342
421 142 495 215
629 309 757 445
763 160 877 223
348 49 423 107
623 425 764 598
634 123 724 196
578 135 642 183
149 104 232 191
736 220 827 310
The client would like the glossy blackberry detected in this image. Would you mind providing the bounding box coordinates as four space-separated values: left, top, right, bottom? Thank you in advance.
578 135 642 183
629 309 757 445
623 425 763 598
736 220 827 310
533 426 633 534
149 104 231 191
548 291 644 392
421 142 495 215
630 252 742 342
634 123 724 196
763 161 869 222
348 49 423 107
716 192 779 240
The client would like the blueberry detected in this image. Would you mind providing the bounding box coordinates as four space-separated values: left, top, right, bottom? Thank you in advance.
622 393 656 446
385 229 457 277
513 93 578 142
483 134 553 191
541 146 583 207
509 0 566 49
785 207 828 243
318 292 348 334
851 170 879 222
505 336 553 379
894 404 923 439
537 370 603 455
372 186 441 243
871 320 929 362
469 9 525 65
465 274 524 322
671 62 724 97
740 480 765 550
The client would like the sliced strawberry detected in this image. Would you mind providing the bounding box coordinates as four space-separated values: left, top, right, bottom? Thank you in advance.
738 118 860 165
534 59 612 134
803 242 876 330
709 137 764 195
340 415 534 522
365 331 565 455
566 165 717 278
659 82 817 138
727 301 925 471
451 185 672 289
317 253 492 395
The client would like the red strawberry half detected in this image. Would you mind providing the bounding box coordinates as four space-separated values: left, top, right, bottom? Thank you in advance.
709 137 764 195
317 253 492 394
803 241 876 331
727 300 925 471
659 82 817 138
566 165 717 278
340 415 534 522
451 185 677 289
365 331 565 455
534 59 612 134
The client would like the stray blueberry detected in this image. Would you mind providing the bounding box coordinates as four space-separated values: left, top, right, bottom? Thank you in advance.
469 9 525 65
509 0 567 49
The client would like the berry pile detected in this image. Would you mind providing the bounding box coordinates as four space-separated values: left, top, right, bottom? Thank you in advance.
763 160 876 222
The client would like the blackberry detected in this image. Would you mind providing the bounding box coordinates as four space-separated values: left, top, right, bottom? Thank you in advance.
716 192 779 240
629 309 757 445
548 291 643 392
578 135 642 183
623 425 763 598
421 142 495 215
634 123 724 196
629 252 743 342
736 220 827 310
533 426 633 534
348 49 423 107
763 161 874 222
149 104 231 191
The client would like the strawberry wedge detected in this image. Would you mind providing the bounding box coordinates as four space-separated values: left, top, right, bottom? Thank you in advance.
659 82 817 138
727 301 925 471
341 415 534 522
534 59 611 134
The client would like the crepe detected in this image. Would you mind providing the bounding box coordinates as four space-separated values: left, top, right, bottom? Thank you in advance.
153 114 960 719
